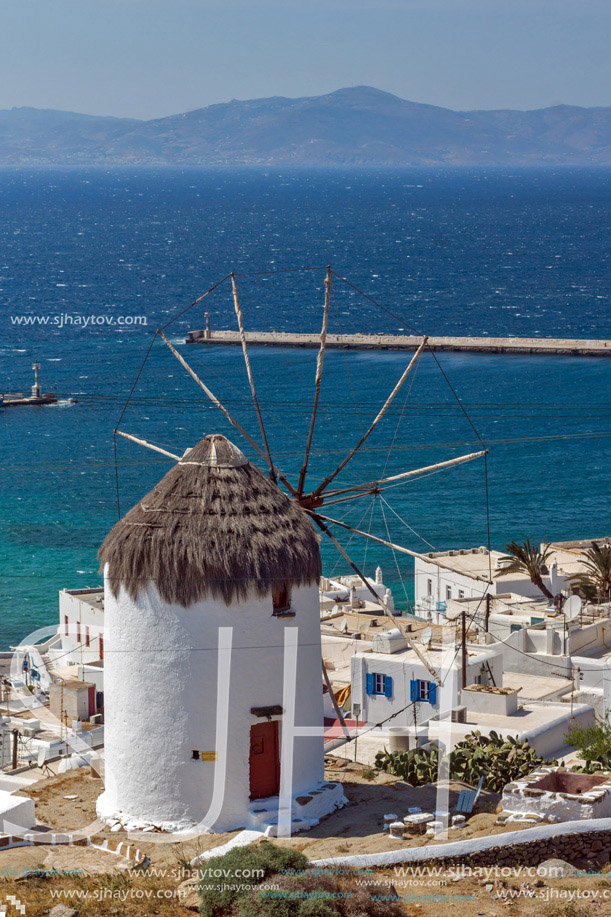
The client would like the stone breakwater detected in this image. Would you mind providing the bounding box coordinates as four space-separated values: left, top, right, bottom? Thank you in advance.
185 330 611 357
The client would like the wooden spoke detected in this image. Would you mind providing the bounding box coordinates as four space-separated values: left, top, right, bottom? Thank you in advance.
314 511 493 585
312 513 441 683
316 491 378 509
321 450 489 501
231 273 277 483
115 430 182 461
159 331 298 496
308 337 428 500
297 266 331 498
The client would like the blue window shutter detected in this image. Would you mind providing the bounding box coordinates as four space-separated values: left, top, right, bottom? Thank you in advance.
366 673 374 695
384 676 393 699
409 679 419 702
428 682 437 705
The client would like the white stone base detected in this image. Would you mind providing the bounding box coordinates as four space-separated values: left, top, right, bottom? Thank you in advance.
96 792 201 835
247 782 348 835
97 781 348 836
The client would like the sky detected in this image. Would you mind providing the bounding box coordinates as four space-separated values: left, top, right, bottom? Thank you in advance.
0 0 609 119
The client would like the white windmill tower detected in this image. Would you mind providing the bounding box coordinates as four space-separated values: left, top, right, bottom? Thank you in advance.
97 433 347 833
102 266 489 833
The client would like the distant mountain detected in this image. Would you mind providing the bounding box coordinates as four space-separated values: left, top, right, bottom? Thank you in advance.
0 107 140 162
2 88 611 165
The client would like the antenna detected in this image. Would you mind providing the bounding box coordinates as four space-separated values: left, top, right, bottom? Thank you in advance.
564 595 582 620
420 626 433 648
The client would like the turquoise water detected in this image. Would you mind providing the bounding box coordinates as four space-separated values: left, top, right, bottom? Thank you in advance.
1 167 610 648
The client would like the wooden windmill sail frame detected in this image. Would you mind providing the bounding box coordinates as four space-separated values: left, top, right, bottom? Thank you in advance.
113 265 490 686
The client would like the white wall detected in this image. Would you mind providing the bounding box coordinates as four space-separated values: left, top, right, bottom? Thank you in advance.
414 556 566 616
59 589 105 666
497 621 611 681
98 579 325 833
568 620 611 656
414 559 490 614
498 629 573 679
351 646 503 728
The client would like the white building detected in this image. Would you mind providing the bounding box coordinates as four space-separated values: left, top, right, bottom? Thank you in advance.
320 567 396 616
57 588 105 668
96 434 345 834
350 636 504 729
414 546 569 620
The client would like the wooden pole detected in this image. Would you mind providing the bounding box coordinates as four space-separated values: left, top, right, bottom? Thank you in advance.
115 430 182 461
159 331 297 496
319 450 488 501
309 337 428 499
311 511 494 585
297 266 331 497
230 274 276 483
461 610 467 690
313 514 441 683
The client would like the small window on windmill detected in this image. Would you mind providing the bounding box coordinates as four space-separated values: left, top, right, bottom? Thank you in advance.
272 582 293 616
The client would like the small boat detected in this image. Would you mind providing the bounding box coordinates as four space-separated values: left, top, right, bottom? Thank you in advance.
2 362 58 407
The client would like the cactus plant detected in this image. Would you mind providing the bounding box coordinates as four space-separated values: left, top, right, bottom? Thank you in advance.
374 731 555 792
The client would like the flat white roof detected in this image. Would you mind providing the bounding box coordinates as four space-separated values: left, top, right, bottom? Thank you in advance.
422 540 610 583
62 588 104 611
456 702 581 733
361 642 500 669
502 671 572 701
418 548 518 582
549 537 611 551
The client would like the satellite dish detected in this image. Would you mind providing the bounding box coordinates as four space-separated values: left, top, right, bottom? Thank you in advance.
358 622 370 635
564 595 582 620
420 626 433 648
37 747 46 767
340 619 348 633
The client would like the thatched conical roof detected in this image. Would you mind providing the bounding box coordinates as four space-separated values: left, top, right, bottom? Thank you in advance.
99 434 322 607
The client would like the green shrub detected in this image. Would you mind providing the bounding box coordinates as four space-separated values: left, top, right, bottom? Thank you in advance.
198 841 309 917
242 884 340 917
200 844 404 917
299 899 339 917
567 719 611 770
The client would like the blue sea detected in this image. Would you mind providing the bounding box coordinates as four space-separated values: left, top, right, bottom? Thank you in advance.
1 167 610 649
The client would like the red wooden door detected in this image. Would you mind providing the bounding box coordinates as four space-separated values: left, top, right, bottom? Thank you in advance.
249 721 280 800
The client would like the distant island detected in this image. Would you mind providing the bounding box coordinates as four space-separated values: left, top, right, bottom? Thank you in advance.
2 86 611 166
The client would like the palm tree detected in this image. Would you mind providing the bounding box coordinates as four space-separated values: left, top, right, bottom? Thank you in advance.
496 538 554 600
570 542 611 604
